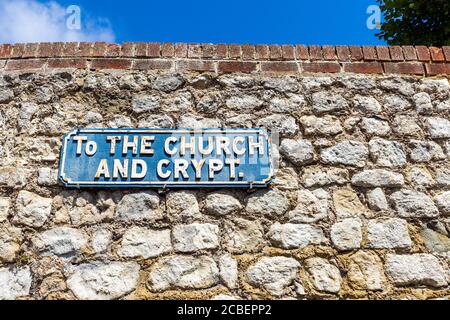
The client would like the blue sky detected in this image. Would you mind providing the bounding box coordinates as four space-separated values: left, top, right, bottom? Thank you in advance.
0 0 386 45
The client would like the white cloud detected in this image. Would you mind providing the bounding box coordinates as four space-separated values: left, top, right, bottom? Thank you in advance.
0 0 115 44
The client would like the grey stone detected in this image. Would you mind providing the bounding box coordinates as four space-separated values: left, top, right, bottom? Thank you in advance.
118 227 172 259
148 255 219 291
312 92 348 113
108 115 133 128
407 166 435 188
178 115 221 129
390 189 439 218
351 169 404 188
384 94 411 111
246 256 300 296
300 115 343 136
264 77 300 93
225 95 263 111
67 261 140 300
268 222 326 249
131 95 160 113
34 227 88 256
353 95 382 114
409 140 445 163
138 114 174 128
0 267 32 300
0 167 28 189
0 87 14 103
269 94 306 113
166 190 201 221
301 167 348 187
422 228 450 254
152 74 184 92
203 192 242 216
256 114 298 136
18 102 37 132
197 93 222 113
385 254 448 287
219 254 238 289
369 138 407 168
306 258 342 293
172 223 219 252
380 78 415 96
392 115 423 137
330 218 362 251
37 168 58 186
218 74 256 88
367 218 412 249
223 218 264 254
413 92 433 114
436 168 450 187
367 188 389 211
302 76 333 90
116 191 162 222
0 197 10 222
14 191 52 228
321 141 368 167
425 117 450 139
280 139 314 166
245 189 289 216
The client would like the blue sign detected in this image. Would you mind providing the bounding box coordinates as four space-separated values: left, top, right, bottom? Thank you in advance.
58 128 274 188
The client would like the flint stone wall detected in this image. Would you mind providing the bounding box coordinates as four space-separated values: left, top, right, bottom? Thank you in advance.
0 43 449 300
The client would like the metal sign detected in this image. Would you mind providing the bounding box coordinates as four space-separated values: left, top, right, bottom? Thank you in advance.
58 128 274 188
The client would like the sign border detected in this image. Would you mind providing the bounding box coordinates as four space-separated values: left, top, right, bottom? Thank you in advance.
58 128 275 188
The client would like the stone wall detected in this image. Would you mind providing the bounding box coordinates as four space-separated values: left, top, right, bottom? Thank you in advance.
0 43 449 300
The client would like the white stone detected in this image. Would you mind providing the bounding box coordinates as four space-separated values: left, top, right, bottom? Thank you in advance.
245 189 289 216
380 78 415 96
369 138 407 168
435 191 450 215
353 95 382 114
367 218 412 249
367 188 389 211
301 167 348 187
138 114 174 128
384 94 411 111
321 140 368 167
436 169 450 187
219 254 238 289
178 115 221 129
0 167 28 189
312 92 348 113
264 77 300 92
246 256 300 296
300 115 343 136
37 168 58 186
306 258 342 293
390 189 439 218
223 218 264 254
0 225 22 262
148 255 219 291
203 192 242 216
351 169 404 188
0 87 14 103
166 190 201 221
34 227 88 256
289 189 329 223
116 191 162 222
67 261 140 300
107 115 133 128
280 139 314 166
268 222 326 249
330 218 362 251
0 267 32 300
392 115 422 136
91 228 112 254
14 191 52 228
347 251 384 291
425 117 450 138
118 227 172 259
172 223 219 252
407 166 435 188
360 118 391 136
269 94 306 113
385 254 448 287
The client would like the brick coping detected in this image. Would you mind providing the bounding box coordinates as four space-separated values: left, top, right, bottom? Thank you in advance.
0 42 449 75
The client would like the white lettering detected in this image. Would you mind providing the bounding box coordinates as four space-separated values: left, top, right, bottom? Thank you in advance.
131 159 147 178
